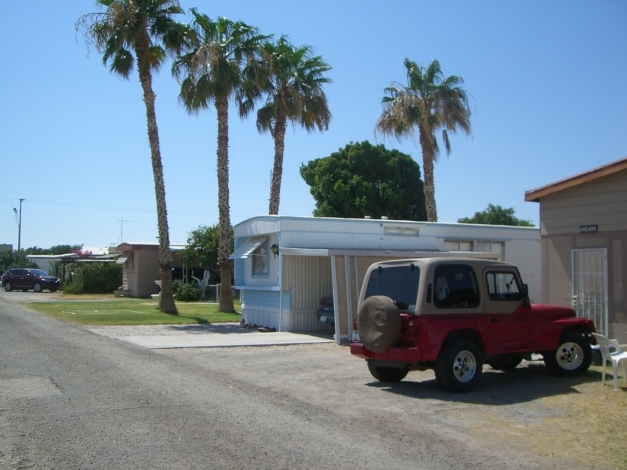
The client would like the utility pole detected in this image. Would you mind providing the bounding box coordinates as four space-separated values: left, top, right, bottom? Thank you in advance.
118 220 131 244
13 199 24 250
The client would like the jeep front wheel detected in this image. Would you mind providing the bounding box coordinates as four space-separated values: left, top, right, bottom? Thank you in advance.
435 339 483 393
4 282 12 292
367 362 408 383
543 331 592 376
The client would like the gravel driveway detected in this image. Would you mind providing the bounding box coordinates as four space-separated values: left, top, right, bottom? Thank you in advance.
0 289 616 468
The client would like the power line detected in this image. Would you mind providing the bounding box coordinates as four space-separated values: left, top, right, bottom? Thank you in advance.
0 198 217 218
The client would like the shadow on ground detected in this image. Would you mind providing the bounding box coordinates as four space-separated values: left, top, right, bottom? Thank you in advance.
366 362 608 405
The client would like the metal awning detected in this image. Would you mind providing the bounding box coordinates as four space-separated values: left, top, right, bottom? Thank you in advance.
229 237 267 259
116 253 132 264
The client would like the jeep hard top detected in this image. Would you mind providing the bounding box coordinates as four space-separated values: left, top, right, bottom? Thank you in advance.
350 257 596 392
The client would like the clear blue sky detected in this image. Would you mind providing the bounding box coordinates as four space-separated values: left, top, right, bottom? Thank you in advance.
1 0 626 250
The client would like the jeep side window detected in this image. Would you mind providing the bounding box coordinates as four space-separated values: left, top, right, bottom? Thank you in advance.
433 264 480 309
364 265 420 312
486 272 522 301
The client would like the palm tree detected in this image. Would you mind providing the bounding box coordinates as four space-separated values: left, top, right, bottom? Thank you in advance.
77 0 187 314
172 8 268 312
240 36 331 215
376 59 471 222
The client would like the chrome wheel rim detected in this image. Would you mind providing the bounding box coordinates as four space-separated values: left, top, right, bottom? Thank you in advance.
453 350 477 383
556 342 584 370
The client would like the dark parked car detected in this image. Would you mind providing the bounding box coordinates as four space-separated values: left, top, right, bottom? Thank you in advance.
1 268 61 292
316 295 335 325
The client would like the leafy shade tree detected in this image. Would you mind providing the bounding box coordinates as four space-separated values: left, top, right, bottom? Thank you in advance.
300 141 427 220
180 224 232 300
77 0 187 314
180 224 233 270
0 250 38 271
240 36 331 215
26 245 81 255
172 9 267 312
458 204 534 227
376 59 471 222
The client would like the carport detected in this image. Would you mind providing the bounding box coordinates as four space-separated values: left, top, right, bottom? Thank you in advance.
231 216 541 343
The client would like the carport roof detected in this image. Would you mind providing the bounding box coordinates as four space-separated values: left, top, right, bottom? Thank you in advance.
278 247 500 259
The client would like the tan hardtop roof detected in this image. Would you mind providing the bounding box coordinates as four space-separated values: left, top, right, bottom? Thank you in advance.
369 257 515 269
368 257 516 271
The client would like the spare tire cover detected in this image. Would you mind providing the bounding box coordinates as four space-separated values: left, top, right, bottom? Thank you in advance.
358 296 401 353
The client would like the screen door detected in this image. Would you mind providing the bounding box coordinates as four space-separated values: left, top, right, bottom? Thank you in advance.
571 248 608 335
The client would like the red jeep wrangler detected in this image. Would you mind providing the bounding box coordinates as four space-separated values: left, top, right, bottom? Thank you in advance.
350 258 596 393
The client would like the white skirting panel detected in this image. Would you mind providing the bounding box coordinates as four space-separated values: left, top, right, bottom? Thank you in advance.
242 307 331 332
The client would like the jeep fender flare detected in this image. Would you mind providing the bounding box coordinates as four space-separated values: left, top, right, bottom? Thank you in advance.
438 329 485 358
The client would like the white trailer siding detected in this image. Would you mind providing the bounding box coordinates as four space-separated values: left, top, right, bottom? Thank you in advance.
231 216 541 336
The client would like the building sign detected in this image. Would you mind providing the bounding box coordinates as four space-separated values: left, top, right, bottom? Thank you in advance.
580 225 598 233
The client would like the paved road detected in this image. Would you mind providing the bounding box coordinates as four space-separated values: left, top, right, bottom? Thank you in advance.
1 297 591 469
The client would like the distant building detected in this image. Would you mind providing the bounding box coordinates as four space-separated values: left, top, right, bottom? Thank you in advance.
114 242 187 298
0 244 12 252
26 247 118 275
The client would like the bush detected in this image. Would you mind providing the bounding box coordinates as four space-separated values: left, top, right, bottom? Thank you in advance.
63 273 84 294
172 279 201 302
80 263 123 294
63 263 123 294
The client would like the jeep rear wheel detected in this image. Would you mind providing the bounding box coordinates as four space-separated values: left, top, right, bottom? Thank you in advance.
435 339 483 393
357 296 401 354
367 362 408 383
543 331 592 376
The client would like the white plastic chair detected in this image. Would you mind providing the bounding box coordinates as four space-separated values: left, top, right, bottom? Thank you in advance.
591 333 627 391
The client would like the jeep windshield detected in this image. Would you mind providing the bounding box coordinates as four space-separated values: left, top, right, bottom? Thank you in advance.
363 264 419 312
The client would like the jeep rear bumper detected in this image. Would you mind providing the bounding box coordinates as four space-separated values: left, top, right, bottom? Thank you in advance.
350 343 422 363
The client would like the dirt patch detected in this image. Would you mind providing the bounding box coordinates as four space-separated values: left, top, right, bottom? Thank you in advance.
0 289 65 303
0 290 118 303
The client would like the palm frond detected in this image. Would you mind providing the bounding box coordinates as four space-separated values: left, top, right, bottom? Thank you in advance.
173 10 267 113
78 0 185 79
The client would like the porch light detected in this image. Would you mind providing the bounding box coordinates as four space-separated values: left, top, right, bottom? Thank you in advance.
270 244 279 258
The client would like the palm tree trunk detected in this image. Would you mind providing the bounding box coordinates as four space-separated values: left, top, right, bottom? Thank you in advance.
419 131 438 222
268 107 287 215
135 37 177 314
215 96 235 312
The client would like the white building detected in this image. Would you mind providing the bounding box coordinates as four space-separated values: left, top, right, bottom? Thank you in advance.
231 216 541 343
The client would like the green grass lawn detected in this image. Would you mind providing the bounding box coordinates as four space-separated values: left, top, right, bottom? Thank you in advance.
26 297 241 325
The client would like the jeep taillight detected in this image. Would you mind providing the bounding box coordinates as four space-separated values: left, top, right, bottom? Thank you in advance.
397 313 417 347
